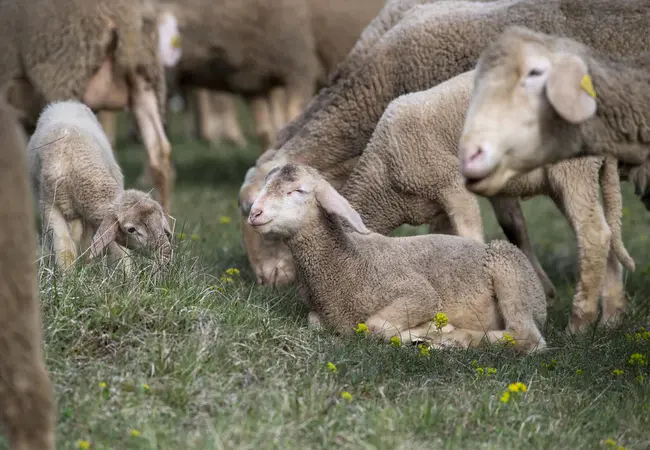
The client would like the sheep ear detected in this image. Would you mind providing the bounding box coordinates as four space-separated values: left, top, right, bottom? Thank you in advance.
90 215 119 259
314 182 371 234
545 54 597 124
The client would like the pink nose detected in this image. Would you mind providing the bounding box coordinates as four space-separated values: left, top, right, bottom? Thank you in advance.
248 207 264 226
460 141 490 179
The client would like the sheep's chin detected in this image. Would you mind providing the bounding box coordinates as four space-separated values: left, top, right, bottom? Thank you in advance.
250 220 275 234
464 162 519 196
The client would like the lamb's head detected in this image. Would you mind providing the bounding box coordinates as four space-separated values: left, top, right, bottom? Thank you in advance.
247 163 370 238
458 26 597 195
238 150 284 216
90 189 173 265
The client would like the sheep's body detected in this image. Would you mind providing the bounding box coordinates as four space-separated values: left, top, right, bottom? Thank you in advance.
249 163 547 354
239 0 650 286
459 26 650 210
342 70 635 333
0 100 55 449
28 101 172 273
0 0 174 212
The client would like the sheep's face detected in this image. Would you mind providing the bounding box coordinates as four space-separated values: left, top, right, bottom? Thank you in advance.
458 26 597 196
238 152 287 216
247 164 315 238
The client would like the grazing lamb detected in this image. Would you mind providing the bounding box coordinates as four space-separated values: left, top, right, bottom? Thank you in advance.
459 26 650 209
248 163 548 354
0 101 55 449
342 70 635 333
238 0 650 286
28 101 173 274
0 0 174 213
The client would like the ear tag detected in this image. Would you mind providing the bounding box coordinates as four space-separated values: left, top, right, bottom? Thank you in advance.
171 34 181 48
580 74 596 98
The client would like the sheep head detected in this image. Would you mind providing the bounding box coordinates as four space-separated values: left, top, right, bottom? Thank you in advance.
458 26 597 196
90 189 173 267
248 163 370 239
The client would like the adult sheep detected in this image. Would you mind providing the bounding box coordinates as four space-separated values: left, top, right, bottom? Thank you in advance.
458 26 650 209
0 100 56 449
238 0 650 286
0 0 175 213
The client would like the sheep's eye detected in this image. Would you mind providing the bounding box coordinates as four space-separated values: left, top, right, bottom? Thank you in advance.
287 189 306 196
527 68 544 78
127 227 137 234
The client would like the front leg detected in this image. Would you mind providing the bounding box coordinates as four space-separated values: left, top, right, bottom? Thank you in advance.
107 242 133 277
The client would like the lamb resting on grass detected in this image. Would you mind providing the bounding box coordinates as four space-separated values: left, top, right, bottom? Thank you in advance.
247 163 548 354
28 101 173 274
342 70 635 334
0 100 55 449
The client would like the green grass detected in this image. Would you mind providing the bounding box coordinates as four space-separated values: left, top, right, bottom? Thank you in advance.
20 106 650 449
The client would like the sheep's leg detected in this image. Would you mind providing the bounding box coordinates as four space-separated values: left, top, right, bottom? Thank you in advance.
285 86 309 125
490 196 557 303
43 206 77 271
551 188 611 334
195 88 217 143
251 96 275 150
130 74 173 214
97 111 117 148
107 242 133 277
599 246 626 328
438 189 485 242
218 93 246 148
269 86 287 133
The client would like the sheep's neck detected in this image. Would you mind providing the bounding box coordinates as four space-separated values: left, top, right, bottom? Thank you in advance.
582 53 650 164
287 211 358 310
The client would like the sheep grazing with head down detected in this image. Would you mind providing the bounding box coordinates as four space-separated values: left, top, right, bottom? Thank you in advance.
0 100 55 449
28 100 173 275
248 163 548 354
459 25 650 204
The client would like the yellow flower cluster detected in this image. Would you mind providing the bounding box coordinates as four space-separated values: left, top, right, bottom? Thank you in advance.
77 440 91 449
220 267 240 283
499 382 527 404
432 312 449 330
390 336 402 347
98 381 107 389
418 343 430 357
628 353 648 367
611 369 625 376
130 429 141 437
341 391 353 401
354 323 369 334
327 362 338 373
472 360 496 377
603 437 628 450
219 216 232 224
502 333 517 347
541 358 557 370
625 328 650 343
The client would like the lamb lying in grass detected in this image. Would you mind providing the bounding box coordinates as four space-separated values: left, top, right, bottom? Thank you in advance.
247 163 547 354
28 100 173 275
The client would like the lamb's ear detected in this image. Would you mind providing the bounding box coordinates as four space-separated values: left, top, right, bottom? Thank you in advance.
314 182 371 234
90 215 119 259
545 53 597 124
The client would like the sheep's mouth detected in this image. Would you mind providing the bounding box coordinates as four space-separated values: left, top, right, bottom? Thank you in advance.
463 162 510 197
249 219 274 229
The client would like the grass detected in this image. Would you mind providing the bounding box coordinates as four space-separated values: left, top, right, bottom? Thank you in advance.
15 105 650 449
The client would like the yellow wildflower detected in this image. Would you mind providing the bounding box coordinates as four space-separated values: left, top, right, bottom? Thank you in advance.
130 429 141 437
475 367 485 376
219 216 231 224
603 438 617 447
220 276 234 283
611 369 625 376
636 374 645 384
142 384 150 391
576 369 583 376
341 391 353 401
354 323 369 334
542 358 557 370
507 382 527 393
486 367 497 376
500 391 510 403
327 362 338 373
628 353 648 367
98 382 107 389
225 268 240 277
502 333 516 346
432 312 449 330
77 440 91 449
190 234 200 241
390 336 402 347
418 343 430 357
176 233 186 240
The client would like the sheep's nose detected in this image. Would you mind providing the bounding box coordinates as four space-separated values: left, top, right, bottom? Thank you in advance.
248 207 264 226
459 141 492 180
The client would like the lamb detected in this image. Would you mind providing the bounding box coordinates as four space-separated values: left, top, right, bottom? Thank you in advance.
28 101 173 275
458 26 650 209
342 70 635 333
0 100 55 449
0 0 174 213
248 163 548 354
238 0 650 286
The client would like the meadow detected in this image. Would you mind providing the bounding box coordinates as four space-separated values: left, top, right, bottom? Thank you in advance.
19 104 650 449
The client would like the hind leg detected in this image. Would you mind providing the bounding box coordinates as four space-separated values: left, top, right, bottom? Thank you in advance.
599 245 626 328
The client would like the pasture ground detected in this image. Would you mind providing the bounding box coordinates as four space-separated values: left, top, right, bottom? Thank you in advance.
19 105 650 449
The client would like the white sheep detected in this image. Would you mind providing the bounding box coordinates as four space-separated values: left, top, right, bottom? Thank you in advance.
247 163 548 354
28 100 173 274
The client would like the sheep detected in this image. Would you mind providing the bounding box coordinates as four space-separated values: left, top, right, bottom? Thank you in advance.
0 100 55 449
194 90 247 148
27 101 173 275
342 70 635 334
248 163 548 354
238 0 650 286
0 0 175 213
458 25 650 209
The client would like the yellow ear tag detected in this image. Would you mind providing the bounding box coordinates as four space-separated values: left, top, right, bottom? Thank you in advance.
580 74 596 98
171 34 181 48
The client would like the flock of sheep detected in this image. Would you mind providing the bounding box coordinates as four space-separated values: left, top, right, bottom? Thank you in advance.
0 0 648 448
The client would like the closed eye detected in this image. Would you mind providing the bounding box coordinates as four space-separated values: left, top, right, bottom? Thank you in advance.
287 189 306 195
527 68 544 78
